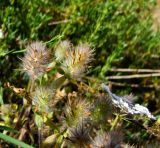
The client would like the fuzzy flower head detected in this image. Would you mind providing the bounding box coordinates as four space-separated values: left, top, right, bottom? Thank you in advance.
91 96 113 125
22 41 51 79
55 40 72 61
62 43 94 79
32 86 54 114
63 92 91 128
67 120 91 147
92 132 110 148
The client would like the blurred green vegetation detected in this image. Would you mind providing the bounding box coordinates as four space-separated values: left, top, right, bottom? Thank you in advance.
1 0 160 147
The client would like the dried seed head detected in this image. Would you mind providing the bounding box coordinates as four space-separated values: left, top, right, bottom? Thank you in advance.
68 120 91 147
63 92 91 128
62 43 94 79
32 86 54 114
22 41 51 79
55 40 72 61
92 132 110 148
92 131 123 148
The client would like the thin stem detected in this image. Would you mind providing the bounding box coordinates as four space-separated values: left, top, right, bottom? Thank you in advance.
108 81 158 89
108 68 160 73
106 73 160 80
38 128 42 148
27 79 32 92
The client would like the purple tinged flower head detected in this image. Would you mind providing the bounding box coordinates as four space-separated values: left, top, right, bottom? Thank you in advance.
68 119 91 147
22 41 51 79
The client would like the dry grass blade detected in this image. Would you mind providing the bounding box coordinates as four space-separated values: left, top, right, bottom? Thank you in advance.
108 68 160 73
106 73 160 80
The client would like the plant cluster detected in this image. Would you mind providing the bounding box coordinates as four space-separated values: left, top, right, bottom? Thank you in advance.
0 40 159 148
0 0 160 147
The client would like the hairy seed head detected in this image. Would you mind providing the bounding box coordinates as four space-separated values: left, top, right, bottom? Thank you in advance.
22 41 51 79
92 132 110 148
92 131 122 148
68 120 91 147
63 92 91 128
32 86 54 114
62 43 94 78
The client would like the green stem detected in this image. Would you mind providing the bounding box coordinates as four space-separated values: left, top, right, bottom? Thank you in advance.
27 79 35 93
110 114 119 131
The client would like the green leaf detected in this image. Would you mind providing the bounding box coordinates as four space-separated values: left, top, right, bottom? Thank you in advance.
45 35 63 45
34 113 43 128
52 76 66 89
0 49 15 57
42 133 59 148
0 133 34 148
12 49 26 54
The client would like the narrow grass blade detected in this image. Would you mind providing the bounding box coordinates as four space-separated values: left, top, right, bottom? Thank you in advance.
0 133 34 148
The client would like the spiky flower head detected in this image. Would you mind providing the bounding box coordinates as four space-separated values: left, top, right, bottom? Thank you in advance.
91 94 113 125
92 132 110 148
62 43 94 79
67 119 91 147
63 92 91 128
55 40 72 61
32 86 54 114
22 41 51 79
